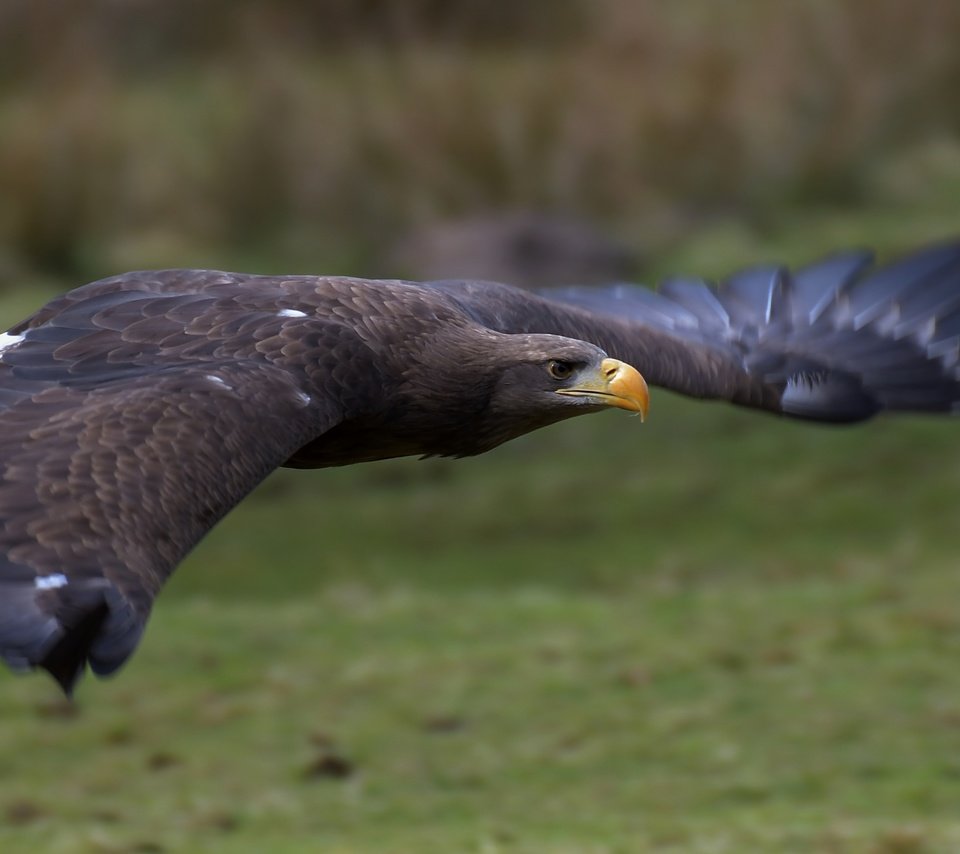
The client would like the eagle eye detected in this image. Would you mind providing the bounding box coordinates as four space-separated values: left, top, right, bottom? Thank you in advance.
547 360 576 380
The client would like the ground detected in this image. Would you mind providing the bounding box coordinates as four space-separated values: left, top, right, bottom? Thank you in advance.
2 294 960 851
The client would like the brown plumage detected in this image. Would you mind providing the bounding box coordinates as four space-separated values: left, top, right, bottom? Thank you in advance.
2 240 959 695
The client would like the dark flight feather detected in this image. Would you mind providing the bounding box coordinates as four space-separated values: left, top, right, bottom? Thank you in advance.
2 241 959 693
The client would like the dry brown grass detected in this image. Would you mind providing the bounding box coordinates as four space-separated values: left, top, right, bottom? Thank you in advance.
1 0 959 282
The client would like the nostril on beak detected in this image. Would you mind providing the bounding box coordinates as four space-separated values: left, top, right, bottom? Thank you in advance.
601 358 620 379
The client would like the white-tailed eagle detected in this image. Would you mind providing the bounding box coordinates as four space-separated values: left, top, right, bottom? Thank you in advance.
1 241 958 693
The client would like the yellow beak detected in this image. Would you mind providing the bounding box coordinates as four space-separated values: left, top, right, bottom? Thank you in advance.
557 357 650 420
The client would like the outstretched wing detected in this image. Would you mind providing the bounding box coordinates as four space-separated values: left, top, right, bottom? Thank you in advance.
0 279 341 693
430 241 960 422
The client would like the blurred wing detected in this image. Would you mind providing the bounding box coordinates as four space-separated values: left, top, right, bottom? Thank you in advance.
430 241 960 421
0 291 338 694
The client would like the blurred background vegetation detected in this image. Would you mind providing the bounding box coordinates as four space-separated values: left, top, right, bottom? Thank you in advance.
2 0 960 287
4 2 960 853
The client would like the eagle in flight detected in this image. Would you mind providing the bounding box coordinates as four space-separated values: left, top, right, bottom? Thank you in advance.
1 241 959 695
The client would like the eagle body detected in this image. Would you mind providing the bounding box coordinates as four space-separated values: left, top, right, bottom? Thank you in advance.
1 241 959 694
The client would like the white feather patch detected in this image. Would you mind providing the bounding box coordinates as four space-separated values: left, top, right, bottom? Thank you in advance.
0 331 25 355
277 309 307 318
205 375 234 391
35 573 69 590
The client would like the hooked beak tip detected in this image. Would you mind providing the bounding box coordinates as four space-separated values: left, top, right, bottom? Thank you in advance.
602 358 649 420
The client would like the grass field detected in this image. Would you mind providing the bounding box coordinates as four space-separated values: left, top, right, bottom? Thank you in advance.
3 228 960 852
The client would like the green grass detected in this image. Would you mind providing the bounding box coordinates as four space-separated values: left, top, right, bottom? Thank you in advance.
4 228 960 851
4 406 960 852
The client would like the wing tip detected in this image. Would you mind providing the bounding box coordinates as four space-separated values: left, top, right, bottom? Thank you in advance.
0 578 143 697
36 601 110 696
